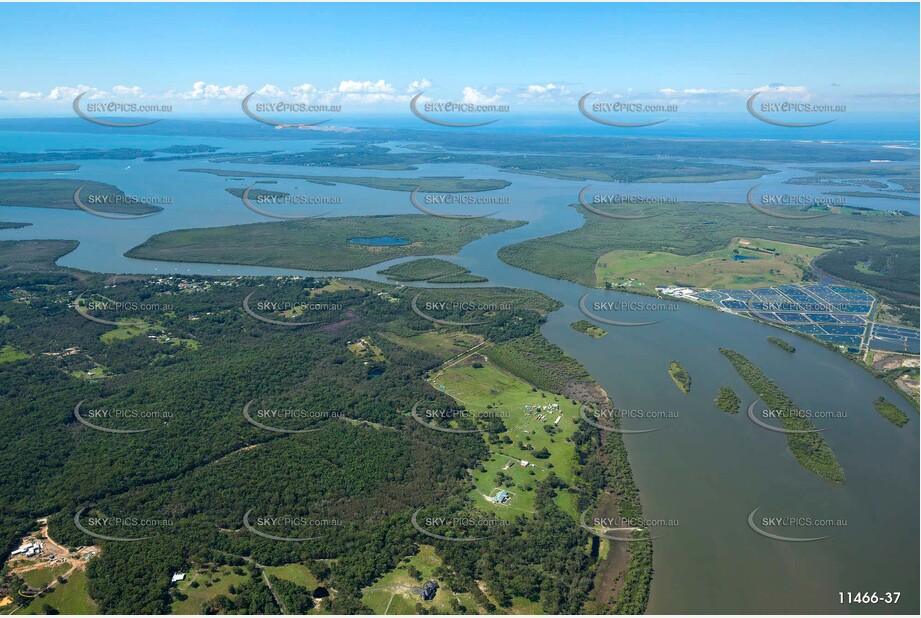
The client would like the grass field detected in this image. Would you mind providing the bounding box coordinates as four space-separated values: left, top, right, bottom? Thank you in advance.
21 569 96 615
361 545 481 615
431 357 581 519
263 564 320 590
19 565 69 590
381 331 484 358
127 215 523 271
0 345 30 363
170 566 250 615
595 237 825 289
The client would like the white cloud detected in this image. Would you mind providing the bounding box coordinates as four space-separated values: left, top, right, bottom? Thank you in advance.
179 81 249 100
18 91 43 100
520 83 571 103
47 85 99 100
111 85 144 97
406 78 432 93
337 79 395 94
255 83 285 97
461 86 503 105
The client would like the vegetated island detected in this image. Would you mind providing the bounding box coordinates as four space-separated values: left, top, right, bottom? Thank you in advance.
0 221 31 230
668 361 691 393
873 396 910 427
767 336 796 353
126 215 524 271
715 386 741 414
186 168 511 193
0 179 162 215
720 348 846 483
376 258 487 283
570 320 607 339
0 239 82 275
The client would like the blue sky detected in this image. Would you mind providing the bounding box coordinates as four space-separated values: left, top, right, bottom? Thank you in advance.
1 3 918 115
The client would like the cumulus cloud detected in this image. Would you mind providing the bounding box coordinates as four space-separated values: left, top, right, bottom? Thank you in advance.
406 78 432 93
111 85 144 97
461 86 504 105
338 79 395 94
519 82 571 103
178 81 249 100
255 83 285 97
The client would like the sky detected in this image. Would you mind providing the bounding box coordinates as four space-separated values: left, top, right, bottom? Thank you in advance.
0 2 918 117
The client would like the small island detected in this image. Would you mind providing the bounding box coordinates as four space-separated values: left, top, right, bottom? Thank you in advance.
571 320 607 339
720 347 845 483
377 258 488 283
715 386 741 414
768 336 796 353
668 361 691 393
873 396 910 427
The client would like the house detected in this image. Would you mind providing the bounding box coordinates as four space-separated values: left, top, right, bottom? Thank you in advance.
420 580 439 601
491 490 510 504
170 573 186 584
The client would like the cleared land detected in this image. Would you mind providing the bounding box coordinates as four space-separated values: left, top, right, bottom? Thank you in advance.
595 237 825 290
431 355 582 519
361 545 482 615
170 566 251 615
21 568 96 615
